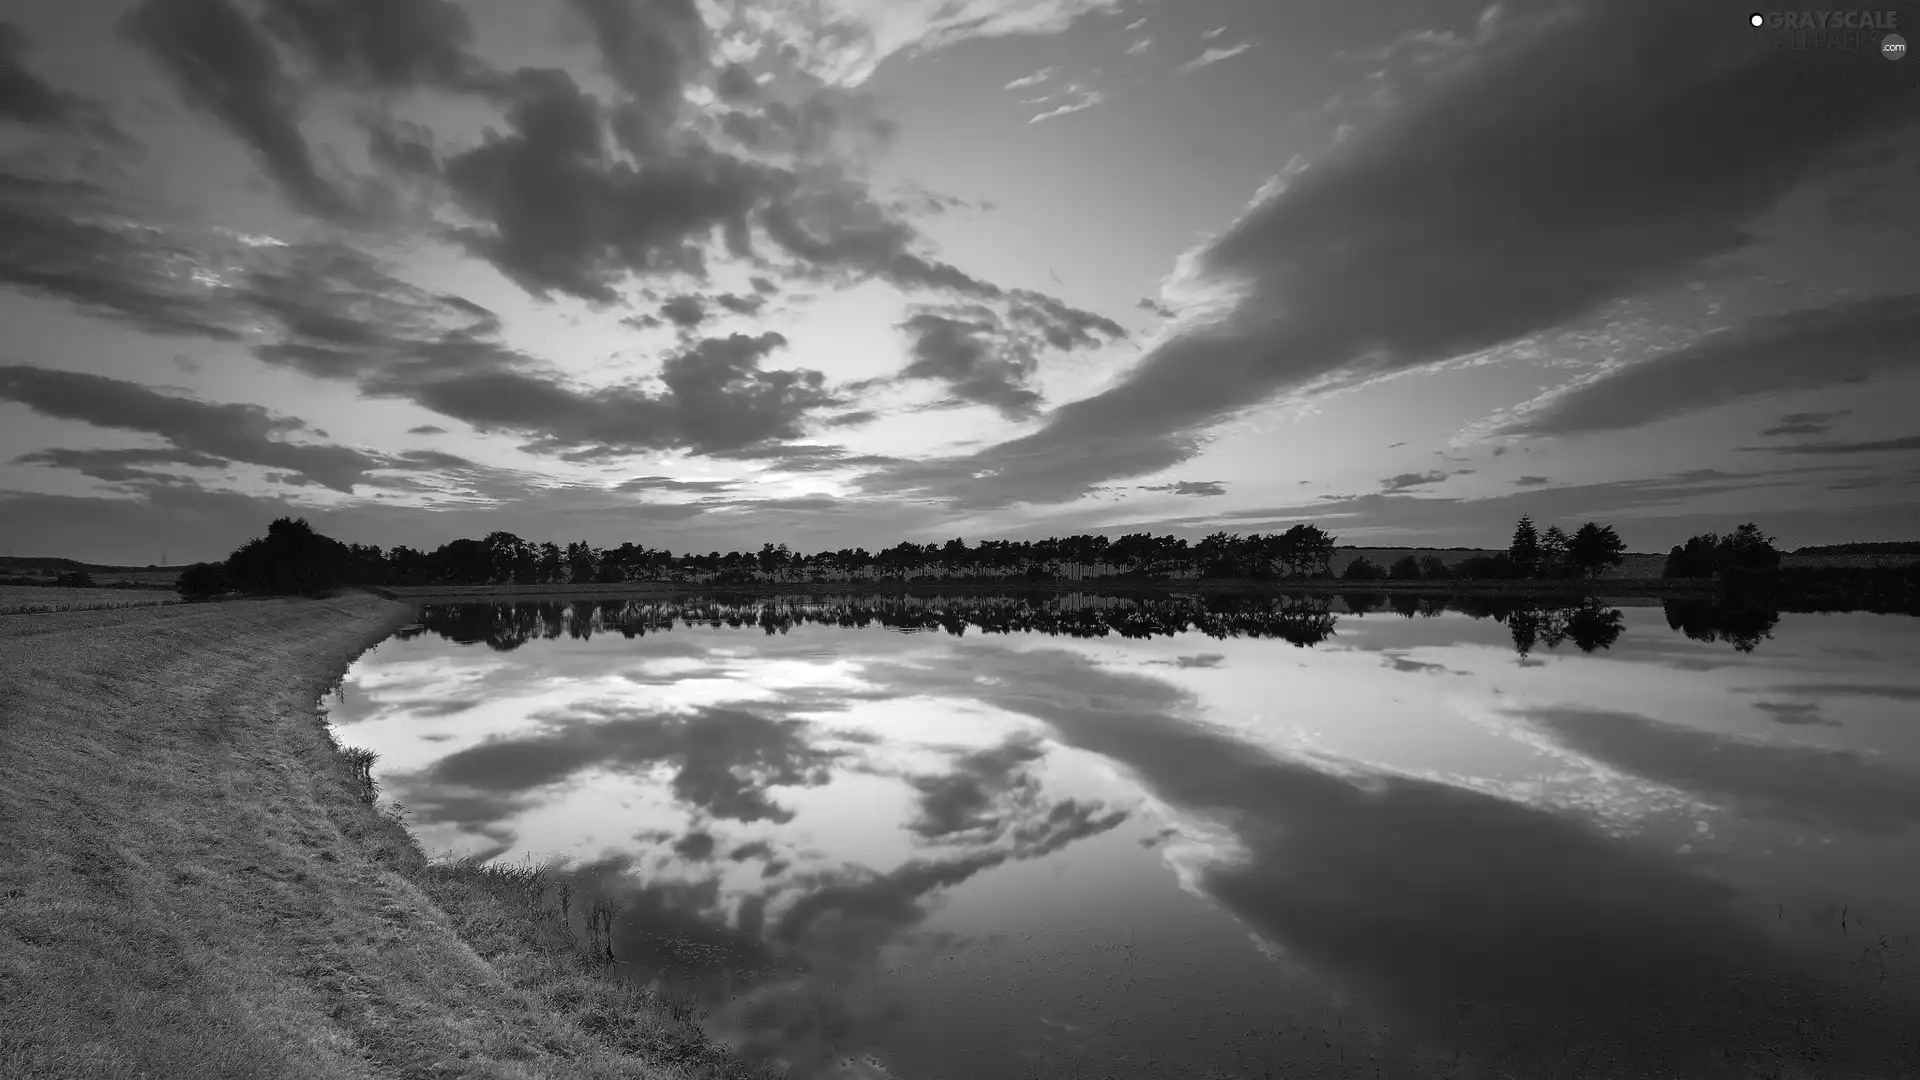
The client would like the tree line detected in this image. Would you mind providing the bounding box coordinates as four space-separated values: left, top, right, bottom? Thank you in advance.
174 513 1794 601
181 519 1341 598
1339 515 1629 582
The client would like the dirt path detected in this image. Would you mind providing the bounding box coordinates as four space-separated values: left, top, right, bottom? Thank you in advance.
0 594 743 1080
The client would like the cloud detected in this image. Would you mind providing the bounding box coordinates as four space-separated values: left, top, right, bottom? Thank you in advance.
1028 85 1106 123
11 447 231 484
1523 706 1920 835
122 0 348 218
857 0 1912 510
1738 434 1920 456
1378 470 1450 494
906 735 1047 841
441 66 771 302
1494 295 1920 437
366 331 845 458
0 174 245 340
1513 475 1551 487
0 21 117 134
1177 40 1256 73
1003 66 1057 90
570 0 707 154
1124 36 1151 57
1139 480 1226 497
711 0 1130 88
412 703 844 825
660 293 708 327
406 424 447 435
876 646 1895 1072
0 363 381 492
259 0 491 91
615 474 739 494
895 312 1042 418
1759 410 1851 437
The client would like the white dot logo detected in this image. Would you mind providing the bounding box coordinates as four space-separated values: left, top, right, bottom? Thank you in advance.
1885 33 1908 59
1749 12 1764 27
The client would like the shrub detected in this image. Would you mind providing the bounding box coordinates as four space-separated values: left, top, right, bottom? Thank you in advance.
1343 556 1385 582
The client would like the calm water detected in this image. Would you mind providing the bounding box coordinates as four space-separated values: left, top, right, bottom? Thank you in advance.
327 593 1920 1079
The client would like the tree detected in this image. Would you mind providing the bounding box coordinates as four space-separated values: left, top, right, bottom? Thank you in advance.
1539 525 1571 577
1718 523 1780 574
175 562 229 601
1509 515 1542 577
1567 522 1625 578
1418 554 1450 580
1388 554 1423 581
1343 556 1385 582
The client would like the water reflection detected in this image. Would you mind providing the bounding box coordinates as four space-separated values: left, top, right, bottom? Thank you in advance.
333 595 1920 1079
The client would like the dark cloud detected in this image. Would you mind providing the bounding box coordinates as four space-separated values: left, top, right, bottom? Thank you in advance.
1378 470 1450 493
1523 706 1920 835
659 293 707 327
406 424 447 435
713 292 765 315
1498 295 1920 437
0 174 246 339
896 312 1042 419
859 0 1911 508
122 0 347 218
415 703 843 825
369 331 842 457
0 364 380 491
1138 480 1226 497
821 409 875 428
1739 434 1920 456
906 736 1047 841
705 442 906 473
441 66 771 302
616 474 738 494
0 21 116 134
12 446 230 483
875 647 1908 1072
1136 297 1175 319
672 830 718 861
1739 683 1920 703
570 0 706 155
1512 475 1551 486
1761 410 1851 438
1751 701 1837 727
366 116 441 176
260 0 489 90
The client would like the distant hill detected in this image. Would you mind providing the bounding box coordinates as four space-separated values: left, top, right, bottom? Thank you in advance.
1790 542 1920 556
0 557 190 587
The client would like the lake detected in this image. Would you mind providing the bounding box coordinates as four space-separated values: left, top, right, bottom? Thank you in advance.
325 592 1920 1079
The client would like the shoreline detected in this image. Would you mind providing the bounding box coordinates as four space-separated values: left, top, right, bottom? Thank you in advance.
0 592 766 1080
374 576 1726 603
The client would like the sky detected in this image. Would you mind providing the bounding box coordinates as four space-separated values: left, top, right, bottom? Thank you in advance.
1 0 1917 564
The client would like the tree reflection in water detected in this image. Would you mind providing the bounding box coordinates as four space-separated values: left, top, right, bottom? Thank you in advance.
390 591 1768 658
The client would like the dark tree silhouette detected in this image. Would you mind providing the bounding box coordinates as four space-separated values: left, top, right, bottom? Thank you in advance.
1509 515 1542 578
175 562 229 601
1388 554 1423 581
1343 556 1385 582
1567 522 1626 578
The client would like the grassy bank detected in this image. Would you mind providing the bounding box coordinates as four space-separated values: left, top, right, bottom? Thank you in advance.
0 593 769 1080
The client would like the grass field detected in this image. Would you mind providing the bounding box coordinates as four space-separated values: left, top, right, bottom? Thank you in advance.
0 593 769 1080
0 584 183 615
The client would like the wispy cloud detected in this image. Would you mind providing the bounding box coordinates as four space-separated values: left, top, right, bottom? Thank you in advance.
1125 36 1151 56
1004 66 1058 90
1378 470 1452 493
1760 410 1851 437
1029 85 1108 123
1738 434 1920 456
1178 40 1256 73
1139 480 1227 497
